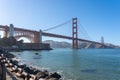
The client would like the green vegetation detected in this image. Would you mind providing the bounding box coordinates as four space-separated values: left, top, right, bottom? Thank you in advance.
0 37 23 48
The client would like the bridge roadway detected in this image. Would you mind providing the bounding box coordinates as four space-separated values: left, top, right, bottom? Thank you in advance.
42 32 104 46
0 25 104 46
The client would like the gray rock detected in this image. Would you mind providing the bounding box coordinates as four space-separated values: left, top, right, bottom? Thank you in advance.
49 72 61 80
48 78 58 80
36 71 48 79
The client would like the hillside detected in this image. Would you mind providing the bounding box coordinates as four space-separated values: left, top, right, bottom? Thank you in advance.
43 40 71 48
43 40 120 48
0 37 23 48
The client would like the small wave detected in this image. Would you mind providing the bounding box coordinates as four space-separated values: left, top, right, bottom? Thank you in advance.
13 55 70 80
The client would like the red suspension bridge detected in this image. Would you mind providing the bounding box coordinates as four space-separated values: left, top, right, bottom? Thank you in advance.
0 18 105 48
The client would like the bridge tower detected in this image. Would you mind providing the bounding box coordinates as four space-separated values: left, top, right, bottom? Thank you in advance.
9 24 14 37
101 36 104 44
72 18 78 48
39 30 42 43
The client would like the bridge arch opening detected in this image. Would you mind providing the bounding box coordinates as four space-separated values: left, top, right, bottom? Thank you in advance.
0 31 5 38
16 37 32 43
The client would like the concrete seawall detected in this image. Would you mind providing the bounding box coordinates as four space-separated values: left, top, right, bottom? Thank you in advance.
22 43 52 50
4 43 52 51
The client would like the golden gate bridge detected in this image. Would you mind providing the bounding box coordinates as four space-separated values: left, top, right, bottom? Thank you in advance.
0 18 105 49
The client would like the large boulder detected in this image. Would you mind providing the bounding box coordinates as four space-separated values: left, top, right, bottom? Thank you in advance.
48 78 58 80
49 72 61 80
36 71 48 79
5 53 15 58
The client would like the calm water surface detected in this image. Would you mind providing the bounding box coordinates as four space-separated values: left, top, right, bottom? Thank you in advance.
11 49 120 80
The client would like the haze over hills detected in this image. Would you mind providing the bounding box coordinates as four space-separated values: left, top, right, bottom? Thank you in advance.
43 40 71 48
43 40 120 49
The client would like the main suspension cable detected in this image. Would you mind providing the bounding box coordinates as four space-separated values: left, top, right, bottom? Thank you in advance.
43 19 71 31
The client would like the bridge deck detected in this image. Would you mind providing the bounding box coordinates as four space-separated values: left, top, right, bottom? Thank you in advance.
0 25 104 46
42 32 104 45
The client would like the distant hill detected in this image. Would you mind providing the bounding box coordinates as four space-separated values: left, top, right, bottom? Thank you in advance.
43 40 71 48
104 43 120 48
43 40 120 48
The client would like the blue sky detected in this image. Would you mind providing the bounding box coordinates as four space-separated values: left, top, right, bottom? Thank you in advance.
0 0 120 45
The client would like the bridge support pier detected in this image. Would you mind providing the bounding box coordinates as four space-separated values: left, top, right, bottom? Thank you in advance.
9 24 14 37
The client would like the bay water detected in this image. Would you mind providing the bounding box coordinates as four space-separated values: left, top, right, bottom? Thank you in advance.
11 49 120 80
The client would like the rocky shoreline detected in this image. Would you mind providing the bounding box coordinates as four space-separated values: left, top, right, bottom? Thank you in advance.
0 50 62 80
